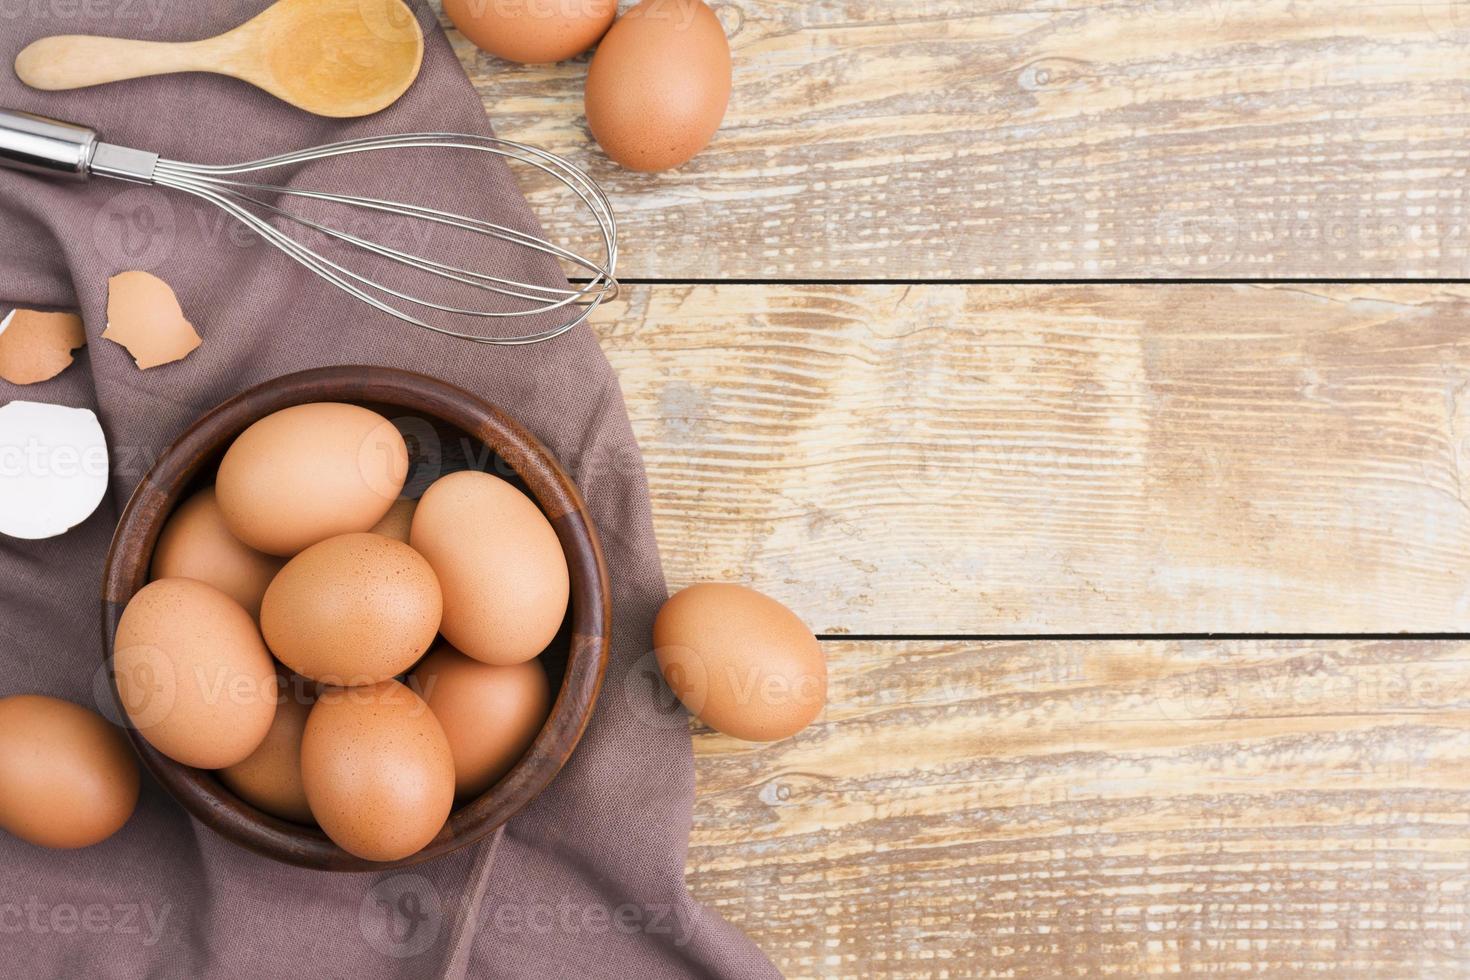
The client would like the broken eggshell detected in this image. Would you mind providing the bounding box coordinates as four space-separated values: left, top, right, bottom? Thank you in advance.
103 271 201 370
0 309 86 385
0 400 109 540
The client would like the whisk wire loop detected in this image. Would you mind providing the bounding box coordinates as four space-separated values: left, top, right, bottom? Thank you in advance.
152 133 619 345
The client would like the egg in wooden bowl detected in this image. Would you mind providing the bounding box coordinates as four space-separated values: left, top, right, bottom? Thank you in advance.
101 366 610 871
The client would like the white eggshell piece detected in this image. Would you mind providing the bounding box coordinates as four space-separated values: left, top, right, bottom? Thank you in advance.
0 401 109 540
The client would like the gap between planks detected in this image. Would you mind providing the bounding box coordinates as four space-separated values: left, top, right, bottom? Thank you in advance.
819 633 1470 642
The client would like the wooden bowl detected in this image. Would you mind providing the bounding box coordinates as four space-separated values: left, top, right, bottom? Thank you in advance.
101 366 610 871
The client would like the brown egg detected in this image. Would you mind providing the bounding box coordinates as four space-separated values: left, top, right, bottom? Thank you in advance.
445 0 615 63
652 583 826 742
368 497 417 544
150 486 286 618
412 644 550 798
301 679 455 862
261 533 442 687
584 0 731 172
114 578 278 769
0 695 139 849
410 471 568 666
218 679 315 824
216 402 408 557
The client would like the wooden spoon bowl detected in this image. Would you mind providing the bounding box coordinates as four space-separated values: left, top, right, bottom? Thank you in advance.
15 0 425 118
101 366 611 871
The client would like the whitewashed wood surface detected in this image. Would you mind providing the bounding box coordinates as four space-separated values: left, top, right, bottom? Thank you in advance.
595 282 1470 635
685 638 1470 978
438 2 1470 976
448 0 1470 279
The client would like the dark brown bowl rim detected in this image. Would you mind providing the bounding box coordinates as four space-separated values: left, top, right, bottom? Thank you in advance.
101 366 611 872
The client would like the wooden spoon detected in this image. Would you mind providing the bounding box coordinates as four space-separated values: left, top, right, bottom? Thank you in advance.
14 0 424 118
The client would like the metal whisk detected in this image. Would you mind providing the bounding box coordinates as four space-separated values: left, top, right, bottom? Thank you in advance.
0 108 618 346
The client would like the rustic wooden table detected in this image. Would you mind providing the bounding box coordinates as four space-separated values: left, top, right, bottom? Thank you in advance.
446 1 1470 976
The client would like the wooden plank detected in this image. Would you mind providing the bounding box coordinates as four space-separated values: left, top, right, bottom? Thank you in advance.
593 282 1470 634
684 638 1470 979
441 0 1470 279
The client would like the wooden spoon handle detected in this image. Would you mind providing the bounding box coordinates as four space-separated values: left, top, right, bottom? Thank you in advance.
15 35 213 91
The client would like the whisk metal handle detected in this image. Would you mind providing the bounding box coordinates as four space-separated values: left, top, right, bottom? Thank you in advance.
0 108 96 179
0 108 156 184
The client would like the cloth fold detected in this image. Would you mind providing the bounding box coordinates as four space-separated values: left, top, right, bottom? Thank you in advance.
0 4 778 977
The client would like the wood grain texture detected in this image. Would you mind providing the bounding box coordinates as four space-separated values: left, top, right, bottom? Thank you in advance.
592 282 1470 635
685 638 1470 979
441 0 1470 279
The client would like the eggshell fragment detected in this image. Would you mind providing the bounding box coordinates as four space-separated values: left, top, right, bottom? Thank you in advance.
410 470 569 666
368 497 417 543
103 271 201 369
261 532 442 686
0 400 109 540
584 0 731 172
412 643 550 798
0 309 86 384
301 679 455 862
113 578 278 769
652 583 826 742
150 486 286 619
0 695 139 849
444 0 616 63
215 402 409 557
218 681 315 824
